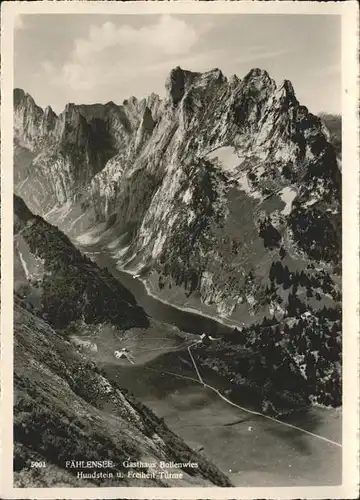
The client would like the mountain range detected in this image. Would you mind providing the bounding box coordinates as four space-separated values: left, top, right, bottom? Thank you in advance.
13 65 342 483
14 66 341 322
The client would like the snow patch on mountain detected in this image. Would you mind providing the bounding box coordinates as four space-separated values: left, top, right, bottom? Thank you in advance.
206 146 240 172
18 251 31 280
279 187 297 215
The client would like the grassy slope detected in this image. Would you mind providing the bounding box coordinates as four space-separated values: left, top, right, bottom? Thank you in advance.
14 297 231 487
13 195 232 487
14 194 149 330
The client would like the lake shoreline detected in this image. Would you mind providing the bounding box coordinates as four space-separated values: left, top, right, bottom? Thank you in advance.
125 266 245 333
82 242 245 332
83 246 341 417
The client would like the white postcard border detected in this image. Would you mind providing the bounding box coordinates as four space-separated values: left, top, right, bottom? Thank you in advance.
1 1 359 499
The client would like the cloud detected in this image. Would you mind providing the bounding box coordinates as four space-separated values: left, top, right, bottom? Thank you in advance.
41 60 95 91
74 15 199 60
41 15 204 91
42 50 222 94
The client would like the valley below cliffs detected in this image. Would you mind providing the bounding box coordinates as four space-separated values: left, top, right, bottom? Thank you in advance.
13 66 342 436
13 196 342 488
14 67 341 320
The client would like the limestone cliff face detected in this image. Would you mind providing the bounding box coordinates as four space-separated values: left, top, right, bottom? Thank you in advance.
14 66 341 322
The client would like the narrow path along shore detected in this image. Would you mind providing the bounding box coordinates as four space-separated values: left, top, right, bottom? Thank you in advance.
187 341 204 383
187 343 342 448
82 246 342 449
147 341 342 449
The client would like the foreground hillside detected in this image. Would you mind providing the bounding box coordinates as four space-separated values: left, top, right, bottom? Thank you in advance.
14 297 231 487
13 196 231 487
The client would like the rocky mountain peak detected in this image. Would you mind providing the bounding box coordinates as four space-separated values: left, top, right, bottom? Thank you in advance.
202 67 226 82
241 67 277 96
229 74 241 88
62 102 82 121
41 105 57 136
14 88 45 148
55 103 88 146
145 92 162 116
165 66 200 107
275 79 298 108
123 96 139 108
245 67 271 79
44 104 57 118
282 79 295 96
14 87 26 106
14 66 340 246
134 105 156 151
14 88 38 109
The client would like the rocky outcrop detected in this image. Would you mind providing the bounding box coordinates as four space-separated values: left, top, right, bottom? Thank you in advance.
165 66 201 107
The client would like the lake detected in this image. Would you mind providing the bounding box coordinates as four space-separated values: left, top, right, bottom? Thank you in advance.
82 245 342 487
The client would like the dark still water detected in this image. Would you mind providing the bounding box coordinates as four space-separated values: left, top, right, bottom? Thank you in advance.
85 249 234 337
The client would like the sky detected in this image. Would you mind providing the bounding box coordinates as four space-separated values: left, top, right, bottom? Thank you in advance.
14 14 341 115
